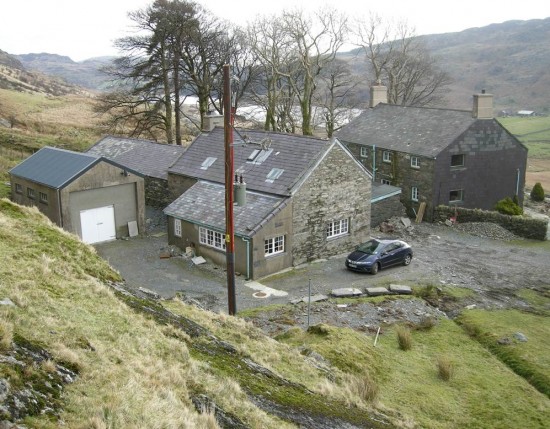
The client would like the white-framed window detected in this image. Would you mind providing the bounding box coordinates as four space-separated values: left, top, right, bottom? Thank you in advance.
451 154 465 167
199 227 226 251
360 147 369 158
15 183 22 194
39 192 48 204
411 186 419 202
27 188 35 199
383 151 393 163
326 219 349 238
174 219 182 237
381 179 391 185
411 156 420 168
449 189 464 203
265 235 285 256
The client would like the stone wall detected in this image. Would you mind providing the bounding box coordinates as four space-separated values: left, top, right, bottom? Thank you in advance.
371 194 406 227
292 143 371 264
145 177 171 208
434 205 548 240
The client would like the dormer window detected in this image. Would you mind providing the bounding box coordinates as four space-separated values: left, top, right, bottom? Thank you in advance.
266 168 284 183
247 148 273 165
200 157 217 170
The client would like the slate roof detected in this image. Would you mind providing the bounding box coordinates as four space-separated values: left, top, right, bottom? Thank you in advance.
87 135 186 179
164 181 288 237
371 183 401 202
168 127 331 197
336 104 478 158
9 146 105 189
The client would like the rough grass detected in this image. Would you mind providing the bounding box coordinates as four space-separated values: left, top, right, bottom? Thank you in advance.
0 200 296 428
457 309 550 398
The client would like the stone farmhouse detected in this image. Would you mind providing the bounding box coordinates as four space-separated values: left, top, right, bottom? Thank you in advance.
164 127 374 280
9 146 145 244
337 86 528 221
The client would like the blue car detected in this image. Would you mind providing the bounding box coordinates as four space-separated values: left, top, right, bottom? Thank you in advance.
345 239 413 274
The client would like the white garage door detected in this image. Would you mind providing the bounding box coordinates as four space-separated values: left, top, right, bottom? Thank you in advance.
80 205 116 244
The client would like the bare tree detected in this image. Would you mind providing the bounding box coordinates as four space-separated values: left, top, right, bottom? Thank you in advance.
280 8 348 135
246 16 296 131
353 14 451 107
314 58 362 138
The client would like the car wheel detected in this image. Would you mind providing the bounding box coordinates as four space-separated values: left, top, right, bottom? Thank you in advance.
370 263 379 275
403 254 412 266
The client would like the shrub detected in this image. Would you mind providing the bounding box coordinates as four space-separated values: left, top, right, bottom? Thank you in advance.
396 326 412 351
530 182 545 202
349 374 379 402
494 197 523 215
437 355 454 381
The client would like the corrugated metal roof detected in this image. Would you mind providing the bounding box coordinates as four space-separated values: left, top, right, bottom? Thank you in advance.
168 127 331 197
164 181 288 237
336 104 477 157
87 135 186 179
9 146 101 189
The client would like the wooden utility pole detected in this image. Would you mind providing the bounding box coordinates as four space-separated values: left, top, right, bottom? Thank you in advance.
223 64 236 315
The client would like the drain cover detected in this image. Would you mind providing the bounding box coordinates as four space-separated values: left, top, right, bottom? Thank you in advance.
253 291 268 298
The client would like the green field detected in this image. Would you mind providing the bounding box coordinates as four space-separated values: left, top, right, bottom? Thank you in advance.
499 116 550 158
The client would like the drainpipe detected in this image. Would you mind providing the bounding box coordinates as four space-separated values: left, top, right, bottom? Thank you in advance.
57 188 64 228
516 168 520 197
373 145 377 182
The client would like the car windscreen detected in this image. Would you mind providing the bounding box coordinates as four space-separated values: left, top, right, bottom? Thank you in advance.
356 240 384 255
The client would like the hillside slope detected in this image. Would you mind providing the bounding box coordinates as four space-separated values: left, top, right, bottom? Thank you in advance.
1 199 549 428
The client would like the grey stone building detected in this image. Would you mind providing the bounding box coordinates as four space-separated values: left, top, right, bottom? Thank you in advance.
9 146 145 244
87 135 186 207
337 88 528 221
164 127 373 279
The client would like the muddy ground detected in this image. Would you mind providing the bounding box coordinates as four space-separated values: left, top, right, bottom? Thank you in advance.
96 202 550 337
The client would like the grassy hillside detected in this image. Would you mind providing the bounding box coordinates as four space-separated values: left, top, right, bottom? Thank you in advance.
499 116 550 190
1 199 549 428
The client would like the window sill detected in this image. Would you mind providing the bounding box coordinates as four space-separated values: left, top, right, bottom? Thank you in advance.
265 251 285 259
326 233 349 241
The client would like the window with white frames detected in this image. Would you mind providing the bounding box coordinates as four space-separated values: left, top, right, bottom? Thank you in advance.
265 235 284 256
360 147 369 158
411 186 419 202
451 154 465 167
15 183 22 194
449 189 464 203
199 227 226 251
383 151 392 163
39 192 48 204
411 156 420 168
381 179 391 185
27 188 35 199
174 219 182 237
326 219 349 238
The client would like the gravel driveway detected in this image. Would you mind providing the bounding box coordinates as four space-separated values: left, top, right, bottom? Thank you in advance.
95 207 550 331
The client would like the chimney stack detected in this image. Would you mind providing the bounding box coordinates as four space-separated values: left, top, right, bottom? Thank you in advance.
472 90 494 119
202 111 224 132
370 80 388 108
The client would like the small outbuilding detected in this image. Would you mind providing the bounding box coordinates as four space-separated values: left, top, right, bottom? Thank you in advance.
9 146 145 244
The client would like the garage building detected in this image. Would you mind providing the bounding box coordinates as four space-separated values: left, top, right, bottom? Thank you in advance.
9 146 145 244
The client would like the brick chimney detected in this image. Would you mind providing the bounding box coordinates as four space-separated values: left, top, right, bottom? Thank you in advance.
370 80 388 108
472 90 494 119
202 112 224 132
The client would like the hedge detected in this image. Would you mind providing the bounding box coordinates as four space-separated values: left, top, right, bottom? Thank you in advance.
434 206 548 241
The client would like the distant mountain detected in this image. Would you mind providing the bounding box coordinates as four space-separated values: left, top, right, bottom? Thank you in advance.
2 17 549 111
0 49 83 95
419 18 550 112
16 53 115 91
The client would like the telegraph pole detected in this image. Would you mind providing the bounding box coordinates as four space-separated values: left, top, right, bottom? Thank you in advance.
223 64 236 315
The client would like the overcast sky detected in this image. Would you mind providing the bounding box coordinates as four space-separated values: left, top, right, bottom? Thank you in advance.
1 0 548 61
